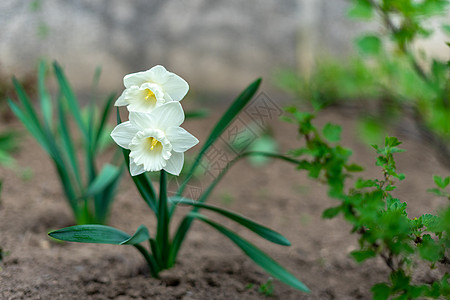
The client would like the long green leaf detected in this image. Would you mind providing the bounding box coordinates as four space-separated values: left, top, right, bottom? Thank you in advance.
57 95 83 193
94 162 123 224
49 224 148 245
86 67 102 148
120 225 150 245
86 164 120 197
170 197 290 246
49 224 130 244
49 224 158 277
8 99 50 155
190 213 309 292
53 62 88 140
177 78 262 196
94 93 116 150
185 108 209 119
38 60 53 129
134 244 160 278
9 88 79 214
12 77 43 133
86 164 121 223
169 151 300 262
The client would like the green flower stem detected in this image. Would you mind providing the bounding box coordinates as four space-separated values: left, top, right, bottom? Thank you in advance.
156 170 169 267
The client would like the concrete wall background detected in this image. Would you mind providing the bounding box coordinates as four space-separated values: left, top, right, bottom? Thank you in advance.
0 0 447 94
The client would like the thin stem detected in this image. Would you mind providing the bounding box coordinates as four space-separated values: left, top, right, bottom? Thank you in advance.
380 252 396 273
156 170 169 267
368 0 431 84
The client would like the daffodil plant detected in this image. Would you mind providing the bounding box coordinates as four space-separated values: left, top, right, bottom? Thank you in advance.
49 66 309 292
9 61 122 225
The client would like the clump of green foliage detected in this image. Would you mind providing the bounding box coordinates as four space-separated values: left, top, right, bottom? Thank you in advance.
9 61 122 225
245 277 275 297
0 131 20 168
285 106 450 299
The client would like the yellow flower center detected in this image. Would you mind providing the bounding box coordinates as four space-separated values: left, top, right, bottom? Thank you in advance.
148 137 160 151
144 89 158 107
145 89 155 100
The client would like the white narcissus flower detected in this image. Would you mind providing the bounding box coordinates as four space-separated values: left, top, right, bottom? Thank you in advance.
111 102 198 176
115 65 189 113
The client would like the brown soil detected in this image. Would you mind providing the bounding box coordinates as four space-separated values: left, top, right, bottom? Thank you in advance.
1 107 449 300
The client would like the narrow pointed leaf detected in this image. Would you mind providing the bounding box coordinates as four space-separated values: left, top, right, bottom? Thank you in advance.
120 225 150 245
53 62 88 140
49 225 131 244
190 213 310 292
86 164 121 197
170 197 290 246
86 66 103 145
177 78 262 195
49 225 150 246
12 77 43 131
169 151 300 263
94 163 123 224
57 96 83 191
185 108 209 119
8 99 49 155
95 93 116 149
38 60 53 128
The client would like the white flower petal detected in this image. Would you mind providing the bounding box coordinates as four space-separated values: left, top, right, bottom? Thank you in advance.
123 71 151 88
146 65 171 83
129 112 155 129
161 74 189 102
166 127 199 152
110 121 138 149
129 159 146 176
151 102 185 129
115 89 128 106
164 151 184 176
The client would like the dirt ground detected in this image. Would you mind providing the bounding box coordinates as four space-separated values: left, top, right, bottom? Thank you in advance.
1 103 449 299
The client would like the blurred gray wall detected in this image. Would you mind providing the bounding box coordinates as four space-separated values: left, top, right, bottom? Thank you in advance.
0 0 446 94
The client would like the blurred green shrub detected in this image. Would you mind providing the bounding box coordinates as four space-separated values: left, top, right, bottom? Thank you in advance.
277 0 450 165
285 106 450 299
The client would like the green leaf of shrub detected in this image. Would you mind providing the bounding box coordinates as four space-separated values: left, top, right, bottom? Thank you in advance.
322 123 342 142
322 205 342 219
345 163 364 172
350 249 376 262
348 0 373 20
356 35 382 56
433 175 450 189
371 283 391 300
